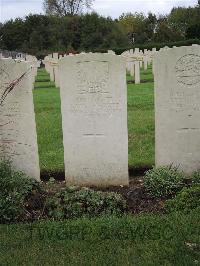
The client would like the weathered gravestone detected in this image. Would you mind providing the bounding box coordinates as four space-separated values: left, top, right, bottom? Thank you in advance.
59 53 129 186
0 59 40 180
154 45 200 174
133 49 141 84
52 53 60 88
108 50 115 55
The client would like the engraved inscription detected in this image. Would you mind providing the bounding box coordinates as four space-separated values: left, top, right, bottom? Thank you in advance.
76 61 109 94
175 54 200 86
70 61 122 116
170 90 200 112
0 62 32 159
0 63 11 98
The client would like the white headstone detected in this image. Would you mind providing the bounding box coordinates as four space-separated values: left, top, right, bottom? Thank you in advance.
154 45 200 174
0 59 40 180
144 56 148 70
108 50 115 55
50 53 60 87
134 60 140 84
59 53 129 186
53 53 59 59
130 61 135 77
135 48 139 54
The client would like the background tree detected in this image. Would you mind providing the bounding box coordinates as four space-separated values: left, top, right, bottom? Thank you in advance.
0 19 26 50
43 0 94 16
154 16 183 42
186 24 200 39
143 13 157 42
168 6 199 37
0 13 129 56
118 12 146 43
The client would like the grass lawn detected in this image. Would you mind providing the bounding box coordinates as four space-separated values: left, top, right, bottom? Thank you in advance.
33 70 64 173
33 66 154 174
1 211 199 265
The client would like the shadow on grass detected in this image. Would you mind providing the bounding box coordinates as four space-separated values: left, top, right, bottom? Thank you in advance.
127 79 154 84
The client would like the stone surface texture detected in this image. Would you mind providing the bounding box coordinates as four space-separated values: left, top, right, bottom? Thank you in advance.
154 45 200 174
59 53 129 186
0 59 40 180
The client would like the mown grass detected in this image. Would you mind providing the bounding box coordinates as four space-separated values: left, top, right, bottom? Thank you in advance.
33 69 64 173
128 66 154 168
1 210 199 265
33 66 154 173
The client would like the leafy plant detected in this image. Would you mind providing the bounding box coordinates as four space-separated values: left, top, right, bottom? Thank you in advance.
0 160 40 223
165 185 200 213
144 166 185 198
192 171 200 185
46 187 127 220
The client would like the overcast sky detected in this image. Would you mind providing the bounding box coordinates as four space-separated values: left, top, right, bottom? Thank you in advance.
0 0 197 23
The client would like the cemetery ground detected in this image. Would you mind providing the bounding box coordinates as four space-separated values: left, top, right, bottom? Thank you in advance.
33 66 157 213
1 65 199 265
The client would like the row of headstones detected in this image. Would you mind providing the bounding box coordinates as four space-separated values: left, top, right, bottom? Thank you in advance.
121 48 157 84
1 44 200 187
0 51 26 60
121 46 177 84
0 53 40 86
42 48 157 86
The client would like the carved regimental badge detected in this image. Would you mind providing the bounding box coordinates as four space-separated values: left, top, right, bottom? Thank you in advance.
175 54 200 86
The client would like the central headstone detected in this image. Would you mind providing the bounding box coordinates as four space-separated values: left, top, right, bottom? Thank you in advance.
154 45 200 174
59 53 129 186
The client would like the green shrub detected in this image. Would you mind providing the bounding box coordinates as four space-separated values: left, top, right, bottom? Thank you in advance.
144 166 185 198
192 171 200 185
0 160 39 223
165 185 200 213
92 39 200 55
46 187 127 220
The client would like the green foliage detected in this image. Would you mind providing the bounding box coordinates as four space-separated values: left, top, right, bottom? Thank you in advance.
0 13 129 55
192 171 200 185
168 6 200 36
144 166 185 198
118 12 146 43
0 160 39 223
165 185 200 213
105 39 200 55
154 17 183 42
186 24 200 39
80 13 129 50
46 187 127 219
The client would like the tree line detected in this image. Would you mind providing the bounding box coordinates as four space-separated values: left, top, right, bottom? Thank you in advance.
0 0 199 57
